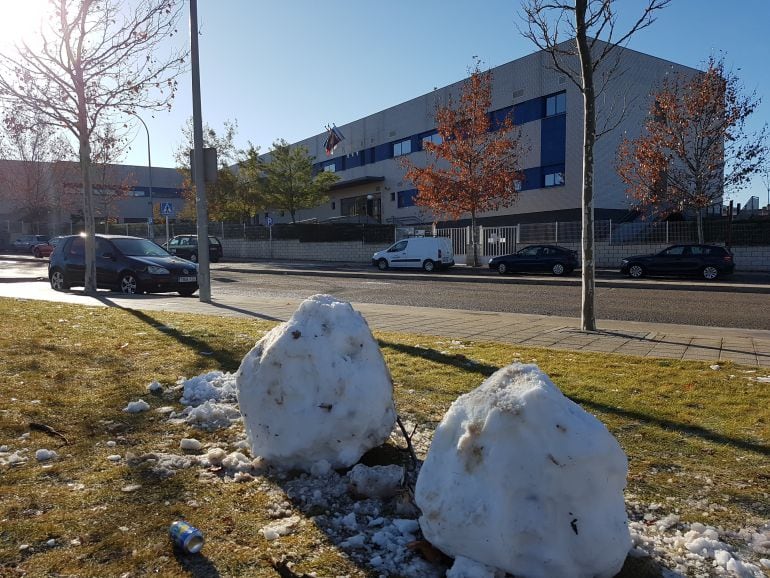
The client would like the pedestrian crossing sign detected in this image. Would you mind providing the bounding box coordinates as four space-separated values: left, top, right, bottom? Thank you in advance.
160 202 173 216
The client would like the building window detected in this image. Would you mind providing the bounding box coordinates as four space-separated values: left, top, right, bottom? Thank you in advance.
546 92 566 116
422 133 442 146
397 189 418 208
393 138 412 157
544 171 564 187
390 192 395 201
331 201 336 210
322 160 336 172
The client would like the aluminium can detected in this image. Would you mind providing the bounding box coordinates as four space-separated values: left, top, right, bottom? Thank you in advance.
169 520 204 553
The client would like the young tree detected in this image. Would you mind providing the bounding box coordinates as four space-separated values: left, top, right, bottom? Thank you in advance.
520 0 669 331
0 111 74 222
175 119 261 222
617 57 768 242
401 63 525 267
0 0 186 294
262 139 338 224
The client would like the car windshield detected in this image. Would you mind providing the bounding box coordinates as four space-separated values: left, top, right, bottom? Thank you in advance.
111 238 169 257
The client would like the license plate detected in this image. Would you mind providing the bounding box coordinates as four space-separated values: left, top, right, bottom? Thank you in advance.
179 276 197 283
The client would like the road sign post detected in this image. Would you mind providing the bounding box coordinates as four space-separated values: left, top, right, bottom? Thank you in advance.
160 202 173 247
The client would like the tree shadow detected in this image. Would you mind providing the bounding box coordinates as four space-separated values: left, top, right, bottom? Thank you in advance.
570 395 770 457
172 548 221 577
207 301 284 322
95 297 245 371
377 339 500 377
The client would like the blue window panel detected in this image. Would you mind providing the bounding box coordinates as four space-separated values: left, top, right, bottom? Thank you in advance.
519 167 541 191
346 152 362 169
490 106 514 131
540 114 566 166
335 157 345 171
513 97 542 124
397 189 418 208
374 143 392 162
541 164 565 188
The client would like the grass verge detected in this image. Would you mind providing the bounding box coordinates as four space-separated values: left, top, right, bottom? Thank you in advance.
0 297 768 577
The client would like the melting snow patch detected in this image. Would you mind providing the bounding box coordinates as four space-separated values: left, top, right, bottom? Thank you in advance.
260 515 302 541
123 399 150 413
178 371 237 405
35 449 57 461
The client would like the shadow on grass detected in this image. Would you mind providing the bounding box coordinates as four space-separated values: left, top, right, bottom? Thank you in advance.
208 301 284 322
571 395 770 457
172 549 220 577
97 297 245 372
377 339 500 377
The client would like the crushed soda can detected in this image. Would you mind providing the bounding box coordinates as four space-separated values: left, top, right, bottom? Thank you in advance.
169 520 204 553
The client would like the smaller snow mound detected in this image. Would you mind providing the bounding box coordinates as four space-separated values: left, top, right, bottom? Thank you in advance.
415 363 630 578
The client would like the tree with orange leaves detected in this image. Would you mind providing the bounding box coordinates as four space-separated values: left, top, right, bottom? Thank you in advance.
617 57 768 243
400 62 525 267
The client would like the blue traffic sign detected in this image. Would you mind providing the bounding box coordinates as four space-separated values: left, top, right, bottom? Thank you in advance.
160 202 173 216
266 216 273 226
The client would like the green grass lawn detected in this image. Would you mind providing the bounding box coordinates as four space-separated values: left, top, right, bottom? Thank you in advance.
0 297 767 577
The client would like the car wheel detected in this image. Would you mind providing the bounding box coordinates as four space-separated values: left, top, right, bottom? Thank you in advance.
552 263 565 276
118 272 138 294
189 252 198 263
377 258 388 271
497 263 508 275
33 247 42 258
702 265 719 280
628 264 644 278
178 287 197 297
423 259 435 272
50 269 69 292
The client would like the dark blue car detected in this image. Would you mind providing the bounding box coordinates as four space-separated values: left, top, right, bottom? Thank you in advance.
620 244 735 280
48 234 199 296
488 245 578 276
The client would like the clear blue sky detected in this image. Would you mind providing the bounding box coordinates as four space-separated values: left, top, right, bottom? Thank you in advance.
122 0 770 204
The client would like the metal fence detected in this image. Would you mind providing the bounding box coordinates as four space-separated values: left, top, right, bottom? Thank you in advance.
4 217 770 248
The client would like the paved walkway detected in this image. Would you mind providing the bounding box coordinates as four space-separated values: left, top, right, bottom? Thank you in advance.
0 254 770 368
1 275 768 367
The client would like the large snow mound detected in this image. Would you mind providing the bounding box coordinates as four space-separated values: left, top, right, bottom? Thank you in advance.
236 294 397 471
415 363 630 578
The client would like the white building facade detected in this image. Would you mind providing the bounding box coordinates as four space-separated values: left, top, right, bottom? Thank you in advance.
274 43 697 227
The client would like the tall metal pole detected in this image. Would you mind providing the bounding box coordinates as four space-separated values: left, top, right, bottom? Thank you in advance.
190 0 210 302
133 114 154 240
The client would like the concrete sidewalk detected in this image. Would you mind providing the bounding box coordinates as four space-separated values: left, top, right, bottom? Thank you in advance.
1 276 768 368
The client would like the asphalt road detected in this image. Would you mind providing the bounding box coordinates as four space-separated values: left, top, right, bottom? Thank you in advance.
208 268 770 330
3 258 769 330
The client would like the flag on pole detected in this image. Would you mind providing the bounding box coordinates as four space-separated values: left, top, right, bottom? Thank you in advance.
323 124 345 155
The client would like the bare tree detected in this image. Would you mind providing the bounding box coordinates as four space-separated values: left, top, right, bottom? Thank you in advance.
0 0 186 294
0 110 74 222
520 0 669 331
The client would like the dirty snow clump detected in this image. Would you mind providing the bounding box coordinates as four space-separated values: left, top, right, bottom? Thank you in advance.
123 399 150 413
415 363 629 578
179 371 236 405
236 294 396 471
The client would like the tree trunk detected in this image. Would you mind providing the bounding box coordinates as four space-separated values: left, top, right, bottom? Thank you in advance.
469 210 479 267
576 0 597 332
696 209 704 244
79 135 97 295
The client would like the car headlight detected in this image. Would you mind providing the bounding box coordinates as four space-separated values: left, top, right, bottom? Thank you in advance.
146 265 170 275
488 258 493 264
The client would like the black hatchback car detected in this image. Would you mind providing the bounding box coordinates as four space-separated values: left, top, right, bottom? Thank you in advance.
488 244 579 276
620 244 735 280
164 235 222 263
48 234 199 296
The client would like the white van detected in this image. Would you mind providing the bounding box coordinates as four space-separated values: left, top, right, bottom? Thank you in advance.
372 237 455 272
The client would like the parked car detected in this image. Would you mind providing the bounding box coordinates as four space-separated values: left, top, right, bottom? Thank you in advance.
163 235 222 263
620 244 735 280
32 236 65 258
48 234 199 296
488 244 578 276
11 234 49 252
372 237 455 272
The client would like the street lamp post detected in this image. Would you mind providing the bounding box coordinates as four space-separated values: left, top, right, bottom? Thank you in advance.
132 114 154 239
